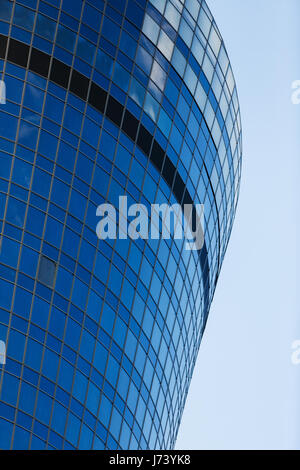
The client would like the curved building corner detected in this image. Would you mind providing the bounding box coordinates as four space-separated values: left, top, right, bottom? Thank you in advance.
0 0 242 450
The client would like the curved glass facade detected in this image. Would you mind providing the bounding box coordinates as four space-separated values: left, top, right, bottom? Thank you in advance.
0 0 242 450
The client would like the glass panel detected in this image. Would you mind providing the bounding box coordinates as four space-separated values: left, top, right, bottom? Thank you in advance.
37 256 56 288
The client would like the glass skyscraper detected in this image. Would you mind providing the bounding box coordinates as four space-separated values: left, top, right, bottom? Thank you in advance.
0 0 242 450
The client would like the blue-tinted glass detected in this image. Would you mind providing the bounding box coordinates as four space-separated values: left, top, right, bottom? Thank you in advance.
0 0 242 451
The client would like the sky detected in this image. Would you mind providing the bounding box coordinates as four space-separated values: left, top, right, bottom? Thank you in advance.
176 0 300 450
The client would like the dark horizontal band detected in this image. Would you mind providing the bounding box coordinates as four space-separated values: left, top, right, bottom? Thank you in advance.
0 34 210 320
1 35 193 206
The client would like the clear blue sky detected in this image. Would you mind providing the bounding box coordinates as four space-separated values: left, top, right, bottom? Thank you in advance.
176 0 300 450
